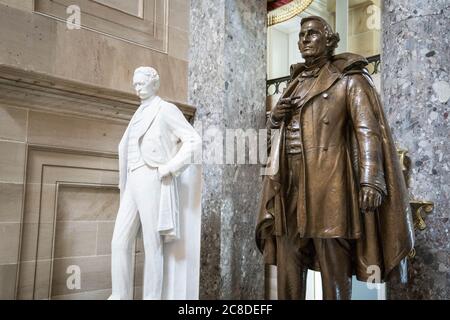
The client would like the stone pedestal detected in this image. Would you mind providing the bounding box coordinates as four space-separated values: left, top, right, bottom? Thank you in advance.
382 0 450 299
189 1 267 299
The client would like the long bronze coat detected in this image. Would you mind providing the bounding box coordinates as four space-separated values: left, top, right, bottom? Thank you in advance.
256 53 415 281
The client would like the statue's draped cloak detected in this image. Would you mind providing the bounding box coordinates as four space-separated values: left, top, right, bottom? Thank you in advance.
256 53 414 282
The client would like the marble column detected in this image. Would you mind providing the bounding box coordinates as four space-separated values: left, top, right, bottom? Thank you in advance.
382 0 450 299
188 1 267 299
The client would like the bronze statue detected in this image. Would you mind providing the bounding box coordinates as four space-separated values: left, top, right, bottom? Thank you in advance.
256 16 414 300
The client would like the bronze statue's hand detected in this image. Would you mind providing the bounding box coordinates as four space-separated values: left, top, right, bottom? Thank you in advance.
359 186 383 212
271 98 293 123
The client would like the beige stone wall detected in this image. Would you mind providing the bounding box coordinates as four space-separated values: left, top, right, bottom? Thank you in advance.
0 94 155 299
0 0 190 103
348 1 381 57
326 0 381 57
0 102 144 299
0 0 192 299
0 105 27 299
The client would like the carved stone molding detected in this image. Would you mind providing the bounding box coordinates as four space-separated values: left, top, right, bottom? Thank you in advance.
34 0 169 52
0 64 196 123
16 144 144 300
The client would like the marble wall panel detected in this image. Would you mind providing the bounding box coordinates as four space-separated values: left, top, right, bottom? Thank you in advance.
189 0 266 299
382 0 450 300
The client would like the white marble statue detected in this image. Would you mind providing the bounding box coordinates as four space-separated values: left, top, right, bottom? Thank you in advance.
108 67 202 300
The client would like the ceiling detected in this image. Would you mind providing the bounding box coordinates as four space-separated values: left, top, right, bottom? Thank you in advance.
268 0 378 11
267 0 294 12
269 0 378 33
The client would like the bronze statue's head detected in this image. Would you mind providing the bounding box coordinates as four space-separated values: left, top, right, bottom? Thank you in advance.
298 16 340 61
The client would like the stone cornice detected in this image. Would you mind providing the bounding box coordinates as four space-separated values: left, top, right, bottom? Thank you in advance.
0 64 196 123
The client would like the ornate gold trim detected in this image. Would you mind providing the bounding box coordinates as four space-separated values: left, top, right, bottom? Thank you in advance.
408 200 434 258
397 148 412 187
410 200 434 231
268 0 314 26
396 148 435 259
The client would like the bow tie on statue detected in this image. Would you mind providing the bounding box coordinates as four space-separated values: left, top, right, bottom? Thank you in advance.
301 56 328 78
300 69 321 78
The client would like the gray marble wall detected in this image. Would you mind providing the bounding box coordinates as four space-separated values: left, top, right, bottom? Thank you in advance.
382 0 450 299
188 1 267 299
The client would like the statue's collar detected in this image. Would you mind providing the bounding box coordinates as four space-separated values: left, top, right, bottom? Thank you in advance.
298 56 327 78
290 53 368 80
304 55 329 71
140 95 158 108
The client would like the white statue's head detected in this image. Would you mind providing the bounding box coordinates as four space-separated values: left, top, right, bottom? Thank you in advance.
133 66 160 101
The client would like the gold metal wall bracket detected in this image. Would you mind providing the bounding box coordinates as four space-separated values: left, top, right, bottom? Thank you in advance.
410 200 434 231
397 148 412 188
408 201 434 258
396 148 435 259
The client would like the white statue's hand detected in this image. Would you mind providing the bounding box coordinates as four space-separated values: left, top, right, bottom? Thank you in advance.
158 165 172 180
